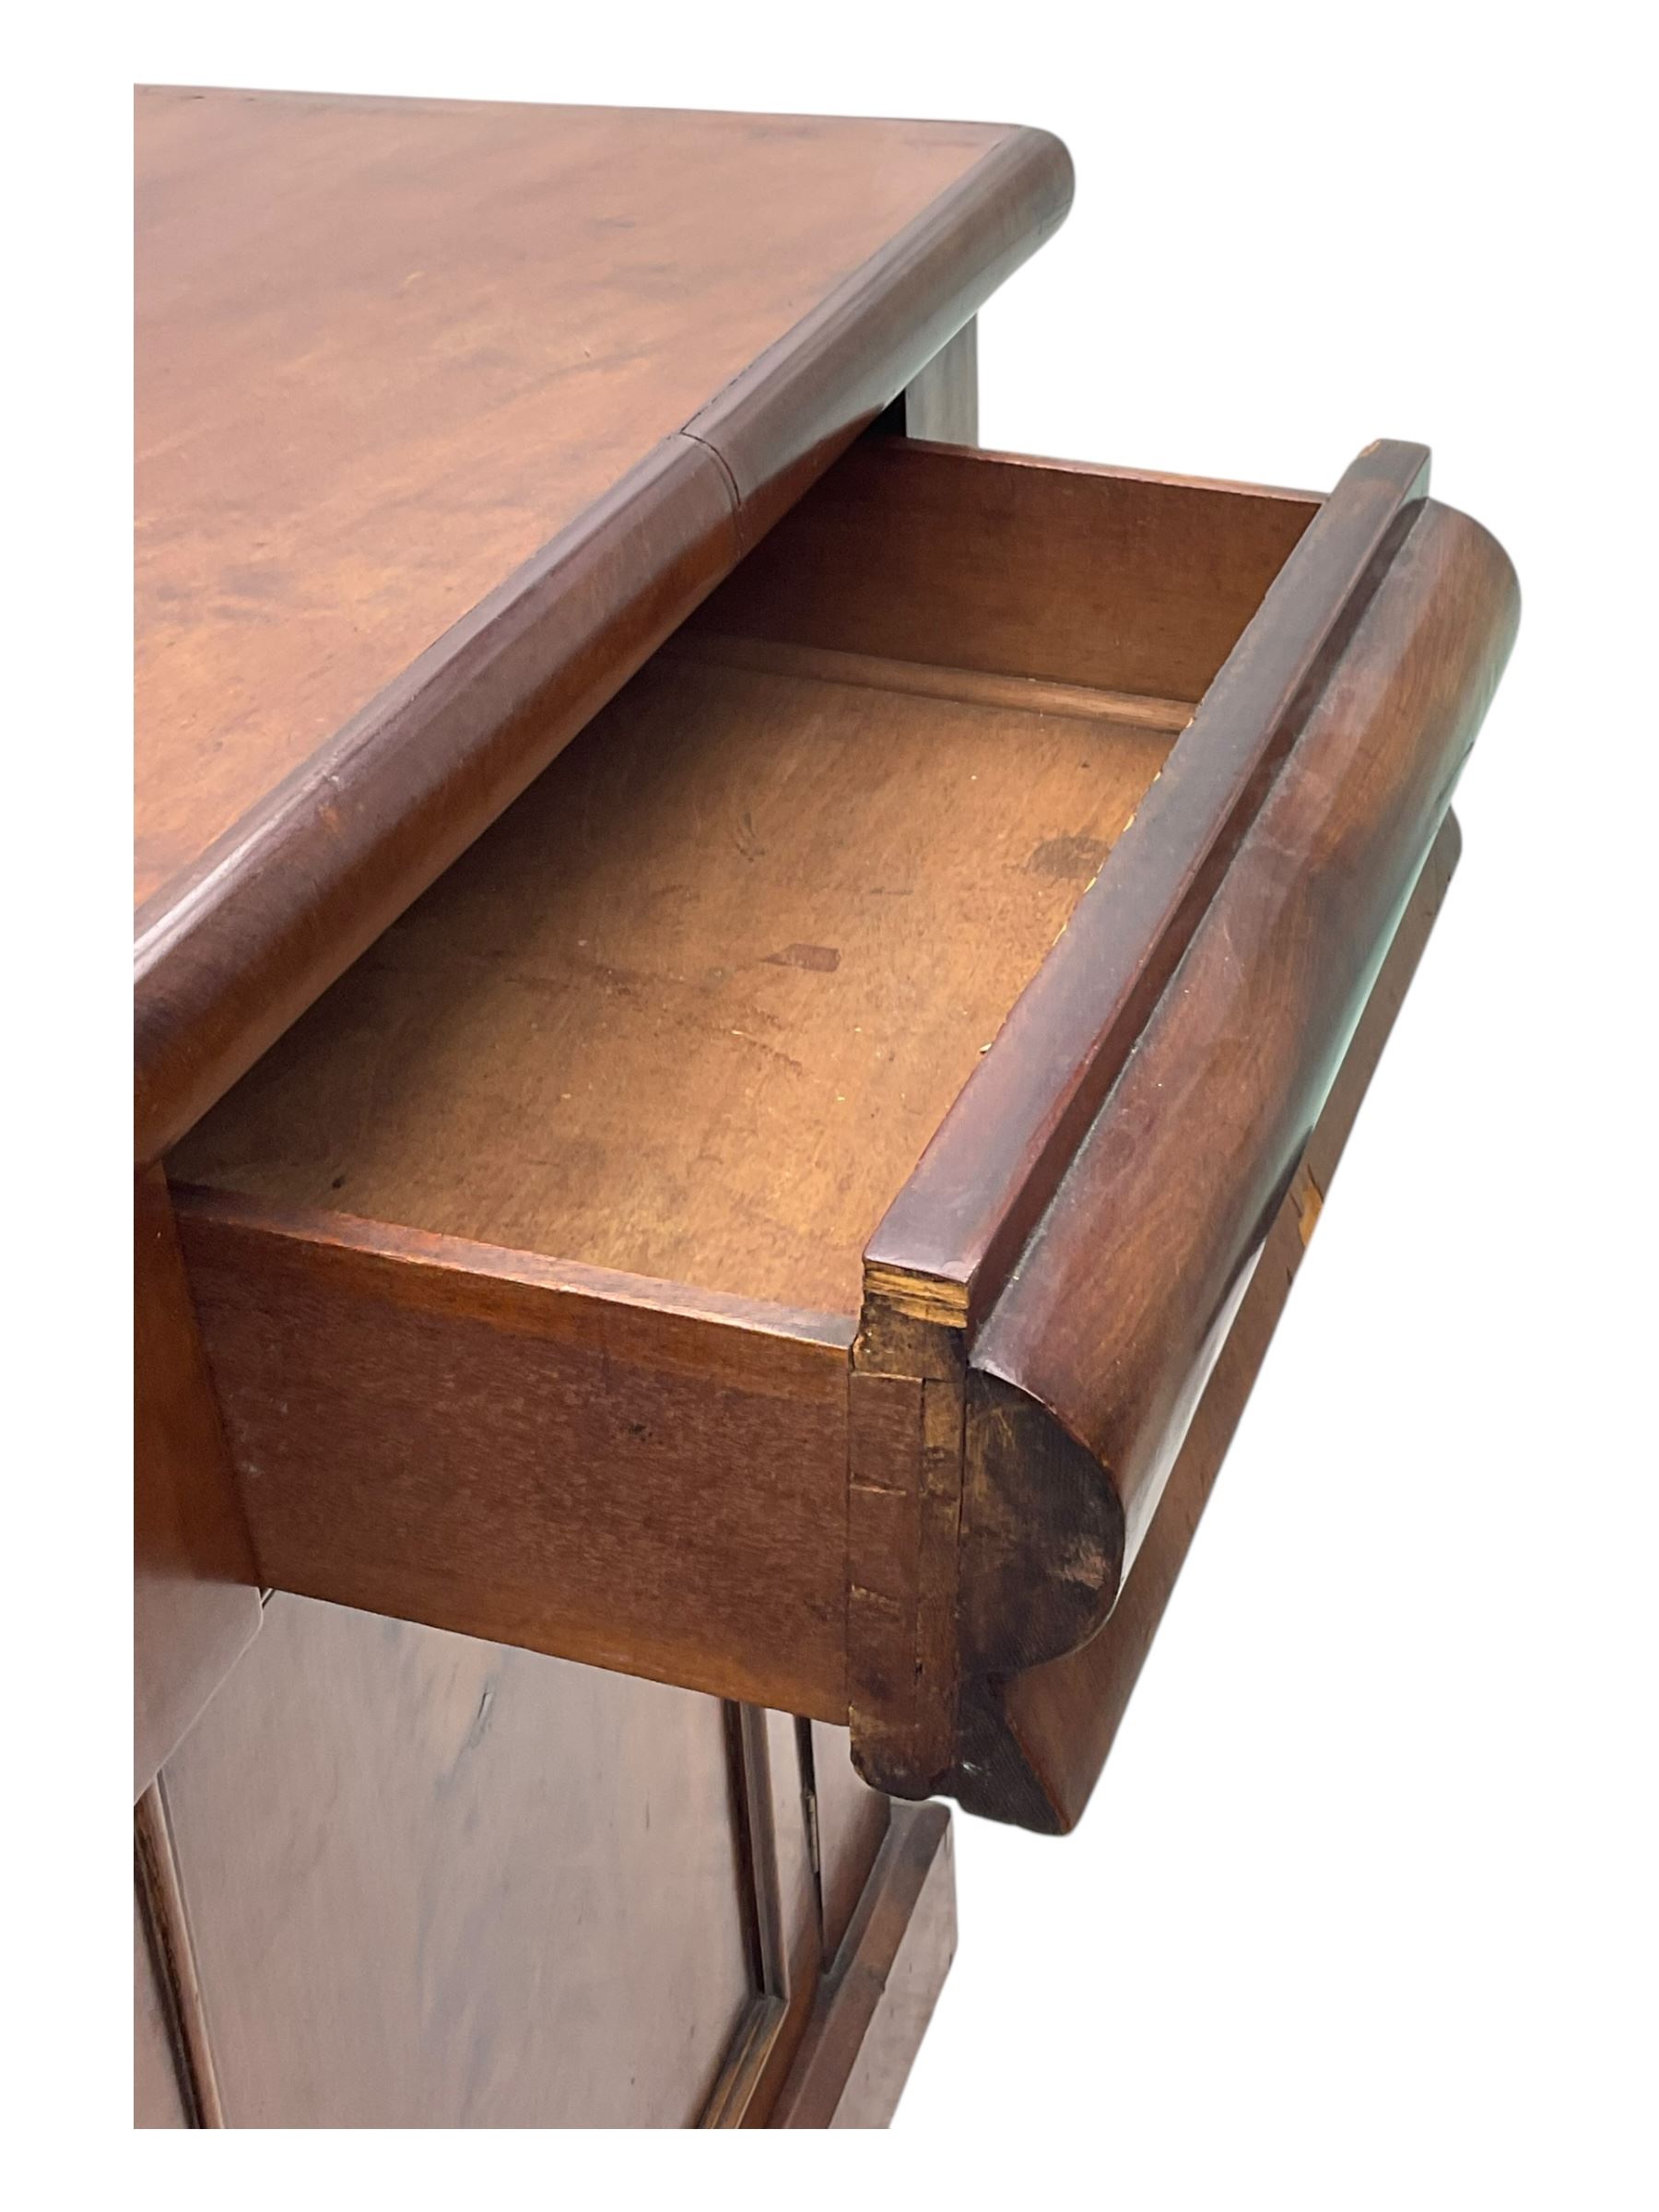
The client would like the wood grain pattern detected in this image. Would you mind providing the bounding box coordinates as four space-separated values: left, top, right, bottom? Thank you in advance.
171 641 1170 1318
173 1196 853 1720
134 1168 260 1796
135 91 1071 1164
159 1593 757 2127
771 1804 956 2129
135 93 1038 910
978 818 1462 1830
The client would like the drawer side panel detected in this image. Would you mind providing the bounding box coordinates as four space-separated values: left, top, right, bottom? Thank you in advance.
175 1200 853 1721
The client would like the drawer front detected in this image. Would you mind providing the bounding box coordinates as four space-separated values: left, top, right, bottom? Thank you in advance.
168 433 1516 1836
981 815 1463 1829
844 443 1514 1824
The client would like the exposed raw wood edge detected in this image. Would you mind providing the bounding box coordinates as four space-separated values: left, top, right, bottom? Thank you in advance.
665 632 1195 733
861 1259 971 1330
847 1373 930 1792
771 1805 956 2129
846 1341 968 1798
135 127 1073 1168
863 439 1435 1328
170 1184 855 1358
913 1378 968 1781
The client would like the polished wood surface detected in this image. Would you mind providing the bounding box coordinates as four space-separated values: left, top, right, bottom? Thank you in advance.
134 91 1071 1166
134 1167 260 1795
136 92 1029 912
985 818 1463 1829
157 1594 758 2126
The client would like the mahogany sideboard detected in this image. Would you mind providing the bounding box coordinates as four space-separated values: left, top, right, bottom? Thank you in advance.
135 86 1519 2128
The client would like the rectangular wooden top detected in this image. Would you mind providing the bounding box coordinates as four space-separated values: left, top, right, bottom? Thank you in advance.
134 88 1071 1162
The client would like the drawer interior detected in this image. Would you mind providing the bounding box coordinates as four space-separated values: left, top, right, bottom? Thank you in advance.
171 441 1318 1321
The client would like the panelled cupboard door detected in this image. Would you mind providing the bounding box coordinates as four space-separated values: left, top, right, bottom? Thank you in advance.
158 1594 757 2126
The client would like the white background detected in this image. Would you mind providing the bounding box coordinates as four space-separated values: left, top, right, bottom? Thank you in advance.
25 1 1652 2200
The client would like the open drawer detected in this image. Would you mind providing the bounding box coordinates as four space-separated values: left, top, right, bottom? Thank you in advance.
169 434 1517 1833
